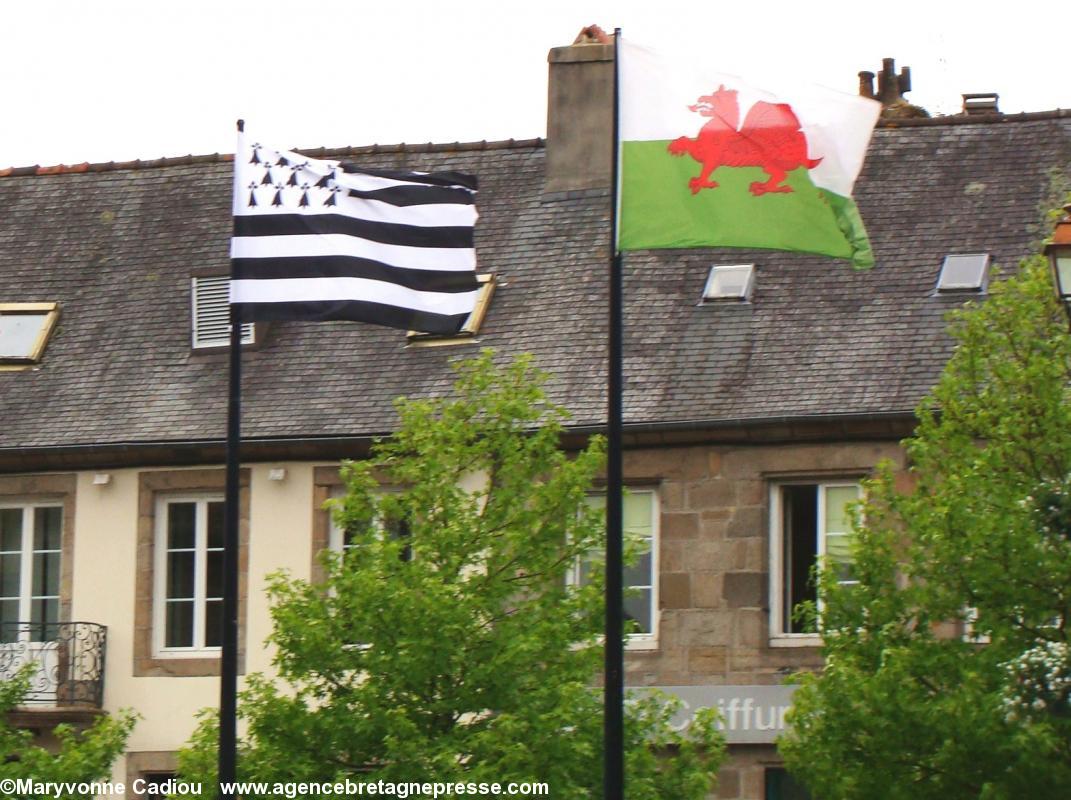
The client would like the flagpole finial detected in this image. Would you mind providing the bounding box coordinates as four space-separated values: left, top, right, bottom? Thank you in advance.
236 119 245 132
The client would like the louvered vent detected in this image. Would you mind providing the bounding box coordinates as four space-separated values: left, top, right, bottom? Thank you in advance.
192 277 254 348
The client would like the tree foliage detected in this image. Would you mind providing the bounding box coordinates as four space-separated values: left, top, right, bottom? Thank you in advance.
780 254 1071 799
0 667 135 797
177 351 724 798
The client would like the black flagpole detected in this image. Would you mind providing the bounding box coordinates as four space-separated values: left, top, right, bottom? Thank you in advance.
218 118 244 800
604 28 625 800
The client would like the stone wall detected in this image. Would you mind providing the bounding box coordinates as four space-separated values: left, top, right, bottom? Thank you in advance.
620 439 908 799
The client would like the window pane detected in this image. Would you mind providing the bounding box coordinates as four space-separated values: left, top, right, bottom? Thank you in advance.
623 493 652 535
582 492 655 638
167 503 196 550
33 507 62 551
165 601 195 648
623 546 652 589
624 588 653 634
204 599 223 647
386 516 413 562
765 767 812 800
783 485 818 633
167 552 195 599
340 527 358 550
139 774 179 794
32 551 60 597
0 599 19 634
206 549 223 599
30 597 58 632
207 502 224 550
824 532 853 563
0 553 21 599
0 509 22 552
578 557 596 586
825 533 855 582
824 486 859 585
824 486 858 533
0 313 49 359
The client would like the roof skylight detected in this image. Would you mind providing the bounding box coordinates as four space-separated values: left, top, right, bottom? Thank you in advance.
408 274 496 345
702 265 755 302
936 254 990 293
0 303 60 367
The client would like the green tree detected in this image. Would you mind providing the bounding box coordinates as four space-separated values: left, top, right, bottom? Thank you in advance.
177 352 724 799
0 668 135 798
780 254 1071 799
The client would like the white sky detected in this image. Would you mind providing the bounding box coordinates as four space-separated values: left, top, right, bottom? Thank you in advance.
4 0 1068 169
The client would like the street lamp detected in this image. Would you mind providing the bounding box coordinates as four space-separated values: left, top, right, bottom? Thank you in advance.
1046 203 1071 322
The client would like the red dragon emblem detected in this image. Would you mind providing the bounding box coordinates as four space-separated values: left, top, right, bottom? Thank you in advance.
667 86 822 196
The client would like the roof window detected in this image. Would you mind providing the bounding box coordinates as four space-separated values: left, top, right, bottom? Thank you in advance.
936 254 990 293
191 276 255 349
702 264 755 302
0 303 60 368
408 274 496 346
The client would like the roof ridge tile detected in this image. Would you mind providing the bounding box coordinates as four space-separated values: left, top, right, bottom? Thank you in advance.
0 137 546 179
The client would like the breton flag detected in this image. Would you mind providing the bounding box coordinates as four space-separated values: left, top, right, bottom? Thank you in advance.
230 132 480 334
617 40 880 268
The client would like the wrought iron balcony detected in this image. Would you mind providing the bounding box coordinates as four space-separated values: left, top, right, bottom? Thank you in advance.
0 622 106 708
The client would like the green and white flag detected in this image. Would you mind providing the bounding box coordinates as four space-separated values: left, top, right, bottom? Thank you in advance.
618 40 881 268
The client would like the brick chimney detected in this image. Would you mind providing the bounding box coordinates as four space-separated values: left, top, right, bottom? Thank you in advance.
545 25 614 193
858 58 929 119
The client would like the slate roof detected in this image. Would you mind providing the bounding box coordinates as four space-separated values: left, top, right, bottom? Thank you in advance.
2 114 1070 462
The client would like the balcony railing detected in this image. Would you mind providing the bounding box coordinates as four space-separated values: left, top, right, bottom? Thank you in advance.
0 622 107 708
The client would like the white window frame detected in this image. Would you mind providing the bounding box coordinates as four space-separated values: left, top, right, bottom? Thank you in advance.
574 489 660 651
153 494 224 657
0 501 63 640
769 480 861 647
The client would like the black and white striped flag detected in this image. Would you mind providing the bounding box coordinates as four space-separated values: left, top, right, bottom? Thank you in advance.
230 133 479 335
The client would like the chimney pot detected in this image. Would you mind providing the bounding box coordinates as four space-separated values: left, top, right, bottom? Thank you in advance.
898 65 912 95
858 71 876 100
862 58 929 118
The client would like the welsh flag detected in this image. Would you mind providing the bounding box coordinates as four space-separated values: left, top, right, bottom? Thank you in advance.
617 40 881 268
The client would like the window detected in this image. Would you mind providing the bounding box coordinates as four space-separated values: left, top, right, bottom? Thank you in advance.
765 767 812 800
126 752 178 797
0 503 62 641
936 253 990 293
770 481 861 639
407 273 496 345
329 492 412 562
135 469 248 677
577 489 659 648
0 302 60 368
136 774 177 797
154 496 224 654
702 264 755 302
191 276 255 349
962 606 991 644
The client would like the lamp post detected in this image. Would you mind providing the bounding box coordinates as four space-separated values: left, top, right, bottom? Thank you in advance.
1046 203 1071 323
